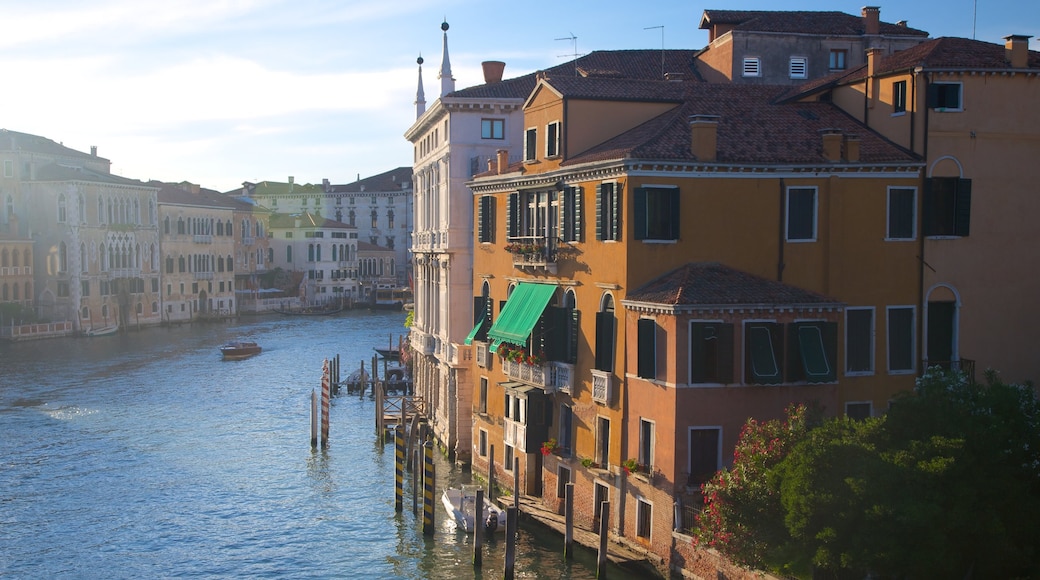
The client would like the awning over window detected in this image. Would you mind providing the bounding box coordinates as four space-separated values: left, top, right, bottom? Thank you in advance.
797 324 835 383
464 314 485 345
487 282 556 346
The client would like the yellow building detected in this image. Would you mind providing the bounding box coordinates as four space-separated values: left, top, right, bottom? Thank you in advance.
787 35 1040 384
467 75 923 570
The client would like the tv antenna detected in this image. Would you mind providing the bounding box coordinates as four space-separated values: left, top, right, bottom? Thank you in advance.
556 33 580 76
645 25 664 77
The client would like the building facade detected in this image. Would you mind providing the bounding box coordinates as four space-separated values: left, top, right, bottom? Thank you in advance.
268 212 361 307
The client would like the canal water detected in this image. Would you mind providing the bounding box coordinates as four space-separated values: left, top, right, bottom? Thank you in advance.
0 312 641 579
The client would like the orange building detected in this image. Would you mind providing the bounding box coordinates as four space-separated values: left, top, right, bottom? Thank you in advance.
467 74 923 570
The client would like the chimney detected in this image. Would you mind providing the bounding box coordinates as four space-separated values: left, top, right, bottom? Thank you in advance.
820 129 844 162
1005 35 1031 68
496 149 509 174
844 135 861 162
896 20 907 28
482 61 506 84
90 146 97 156
862 6 880 35
487 158 494 173
288 176 294 184
689 115 720 162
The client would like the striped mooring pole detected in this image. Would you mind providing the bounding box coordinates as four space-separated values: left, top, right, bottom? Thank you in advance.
320 358 330 448
394 427 404 512
422 440 435 535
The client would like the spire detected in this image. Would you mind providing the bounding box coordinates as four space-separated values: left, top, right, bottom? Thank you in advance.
438 20 455 97
415 54 426 119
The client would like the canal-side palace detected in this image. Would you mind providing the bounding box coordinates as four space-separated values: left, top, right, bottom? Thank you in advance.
3 6 1038 579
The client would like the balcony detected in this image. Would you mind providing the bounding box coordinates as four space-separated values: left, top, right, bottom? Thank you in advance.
193 234 213 243
194 271 214 280
502 359 574 394
108 268 142 279
591 369 613 405
242 236 255 245
505 236 557 273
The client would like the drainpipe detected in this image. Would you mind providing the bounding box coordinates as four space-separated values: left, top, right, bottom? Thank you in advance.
917 70 931 377
777 179 786 281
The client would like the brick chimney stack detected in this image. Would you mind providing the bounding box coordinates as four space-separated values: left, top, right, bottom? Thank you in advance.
820 129 844 162
689 115 720 162
1005 35 1031 68
496 149 509 174
482 61 505 84
862 6 880 35
844 135 861 162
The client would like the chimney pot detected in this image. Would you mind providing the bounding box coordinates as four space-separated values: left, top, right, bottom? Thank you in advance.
482 61 506 84
90 145 97 156
1004 35 1031 68
820 129 844 162
862 6 881 35
496 149 509 174
689 115 721 162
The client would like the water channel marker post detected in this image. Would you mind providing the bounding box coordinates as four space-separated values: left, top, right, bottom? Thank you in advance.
422 439 435 535
472 487 484 568
320 358 330 448
597 501 610 578
394 426 404 513
564 482 575 560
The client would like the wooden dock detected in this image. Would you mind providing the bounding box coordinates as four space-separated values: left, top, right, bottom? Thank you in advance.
500 494 664 577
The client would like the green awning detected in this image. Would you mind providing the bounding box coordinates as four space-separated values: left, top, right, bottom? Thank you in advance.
486 282 556 346
464 314 485 345
797 324 834 382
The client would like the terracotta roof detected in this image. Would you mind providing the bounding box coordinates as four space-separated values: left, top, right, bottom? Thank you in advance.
450 49 701 100
554 80 918 166
625 262 841 307
268 211 352 230
33 163 147 186
699 9 928 37
0 129 109 161
783 37 1040 101
155 182 235 208
328 167 412 193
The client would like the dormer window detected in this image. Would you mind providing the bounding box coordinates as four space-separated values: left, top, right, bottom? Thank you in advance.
524 127 538 162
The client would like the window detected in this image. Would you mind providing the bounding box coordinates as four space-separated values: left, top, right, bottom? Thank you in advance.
893 80 907 113
924 177 971 237
524 128 537 161
887 187 916 240
745 322 782 384
478 377 488 414
478 429 488 457
639 419 654 471
3 159 12 178
504 445 514 472
690 322 734 383
596 182 621 241
786 321 837 383
742 57 761 77
786 187 817 241
478 119 503 140
846 308 875 374
546 121 560 157
558 404 573 452
927 82 962 111
846 402 872 420
637 318 657 379
592 483 609 528
596 416 610 467
57 194 67 223
789 56 807 79
829 49 847 71
636 499 652 539
57 281 69 297
506 190 558 242
477 195 495 243
688 427 721 487
887 306 915 373
81 280 89 297
594 295 616 371
286 246 292 263
634 186 679 241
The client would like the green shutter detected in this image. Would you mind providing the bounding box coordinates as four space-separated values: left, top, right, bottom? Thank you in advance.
477 196 486 243
507 192 518 238
717 323 734 384
595 311 615 371
955 178 972 236
611 188 621 241
634 187 647 240
637 318 657 379
690 323 708 383
572 186 582 242
747 323 782 384
922 178 935 236
543 306 569 361
669 188 680 239
595 184 604 240
568 308 579 364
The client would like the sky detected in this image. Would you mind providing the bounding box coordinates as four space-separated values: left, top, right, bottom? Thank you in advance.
1 0 1036 193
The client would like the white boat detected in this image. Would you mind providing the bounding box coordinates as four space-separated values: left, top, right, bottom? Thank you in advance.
84 324 118 337
441 486 507 534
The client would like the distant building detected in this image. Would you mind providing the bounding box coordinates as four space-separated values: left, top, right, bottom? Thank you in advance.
268 212 362 306
156 182 238 322
0 130 161 331
695 7 928 84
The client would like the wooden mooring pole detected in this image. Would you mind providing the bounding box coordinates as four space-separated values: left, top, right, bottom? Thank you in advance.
513 456 520 510
504 506 518 580
597 501 610 579
564 482 574 560
487 445 495 502
473 487 484 568
310 389 318 448
412 448 419 516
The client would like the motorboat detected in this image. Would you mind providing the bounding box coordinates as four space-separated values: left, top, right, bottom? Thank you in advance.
220 341 262 360
84 324 118 337
441 486 507 534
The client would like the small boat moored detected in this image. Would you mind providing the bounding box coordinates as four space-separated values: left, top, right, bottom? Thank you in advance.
220 341 262 360
441 486 507 534
84 324 118 337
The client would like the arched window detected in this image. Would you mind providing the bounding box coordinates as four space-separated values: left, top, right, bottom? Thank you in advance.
316 244 321 262
2 283 7 300
4 194 12 223
11 283 17 300
57 194 67 223
226 220 233 237
595 294 616 372
79 195 86 224
286 246 293 263
81 306 89 319
178 256 186 272
136 302 143 315
22 249 28 268
58 242 67 273
80 243 87 273
227 255 233 271
371 210 378 228
166 256 174 273
152 301 158 313
24 281 30 301
308 244 315 262
216 221 224 236
217 256 224 272
177 218 185 235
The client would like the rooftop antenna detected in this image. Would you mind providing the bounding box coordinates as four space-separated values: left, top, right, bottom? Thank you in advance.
972 0 977 39
645 25 664 77
555 33 579 76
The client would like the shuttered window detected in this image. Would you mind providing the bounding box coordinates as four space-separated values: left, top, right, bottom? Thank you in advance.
923 177 971 237
477 195 495 243
786 322 837 383
745 322 783 384
596 183 621 241
690 322 734 384
594 311 615 371
634 187 679 241
637 318 657 379
560 186 582 242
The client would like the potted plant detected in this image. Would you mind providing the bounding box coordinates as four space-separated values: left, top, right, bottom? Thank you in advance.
540 438 559 456
581 457 596 469
622 458 640 475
